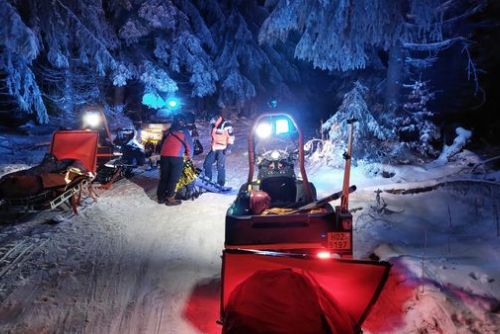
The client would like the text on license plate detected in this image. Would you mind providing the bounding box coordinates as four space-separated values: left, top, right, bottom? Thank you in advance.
327 232 351 250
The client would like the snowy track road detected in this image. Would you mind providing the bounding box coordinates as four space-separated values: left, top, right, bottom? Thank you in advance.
0 171 235 334
0 152 499 333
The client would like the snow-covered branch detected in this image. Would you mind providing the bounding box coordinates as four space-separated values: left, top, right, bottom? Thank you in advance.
402 37 467 51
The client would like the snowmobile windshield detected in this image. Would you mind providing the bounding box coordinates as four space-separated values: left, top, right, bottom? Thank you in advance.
253 115 299 168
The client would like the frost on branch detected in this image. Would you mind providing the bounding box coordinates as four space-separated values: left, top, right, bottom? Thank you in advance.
165 32 218 97
138 0 177 29
112 62 134 87
118 0 178 45
140 62 178 94
218 68 256 108
1 55 48 124
0 0 39 61
119 19 150 45
260 0 404 71
0 0 47 123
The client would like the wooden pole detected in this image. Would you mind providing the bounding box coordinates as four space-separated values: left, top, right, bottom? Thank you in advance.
340 119 356 213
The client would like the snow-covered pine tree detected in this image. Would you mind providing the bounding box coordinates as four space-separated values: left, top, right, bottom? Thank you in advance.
259 0 404 72
260 0 486 113
394 80 440 156
108 0 219 106
1 0 118 123
108 0 181 101
314 82 392 165
0 0 47 123
202 0 301 111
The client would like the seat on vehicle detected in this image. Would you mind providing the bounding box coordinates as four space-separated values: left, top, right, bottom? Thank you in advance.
260 176 296 207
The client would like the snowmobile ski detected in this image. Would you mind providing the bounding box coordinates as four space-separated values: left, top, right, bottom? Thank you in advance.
194 175 232 193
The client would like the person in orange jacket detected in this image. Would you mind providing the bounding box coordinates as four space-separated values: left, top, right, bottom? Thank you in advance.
203 109 235 187
157 114 194 206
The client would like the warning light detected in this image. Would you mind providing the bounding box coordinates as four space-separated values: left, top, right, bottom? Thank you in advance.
275 119 290 135
317 251 331 260
167 97 179 108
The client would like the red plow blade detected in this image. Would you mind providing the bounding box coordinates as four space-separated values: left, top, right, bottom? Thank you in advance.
221 249 391 332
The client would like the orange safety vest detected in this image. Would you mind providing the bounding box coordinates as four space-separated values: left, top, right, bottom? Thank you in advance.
211 116 235 150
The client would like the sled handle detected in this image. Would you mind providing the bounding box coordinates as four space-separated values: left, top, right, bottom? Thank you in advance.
248 113 313 203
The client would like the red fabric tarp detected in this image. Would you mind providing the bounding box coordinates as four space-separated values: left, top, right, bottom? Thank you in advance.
221 250 390 333
50 130 98 173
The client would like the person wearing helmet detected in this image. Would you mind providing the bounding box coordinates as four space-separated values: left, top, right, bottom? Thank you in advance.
203 108 235 187
157 114 194 206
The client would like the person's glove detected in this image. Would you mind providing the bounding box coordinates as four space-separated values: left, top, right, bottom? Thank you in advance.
224 147 232 155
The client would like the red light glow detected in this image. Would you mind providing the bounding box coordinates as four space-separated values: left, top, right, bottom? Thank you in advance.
317 251 331 259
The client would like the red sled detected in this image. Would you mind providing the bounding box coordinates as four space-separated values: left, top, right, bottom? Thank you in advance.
0 130 98 214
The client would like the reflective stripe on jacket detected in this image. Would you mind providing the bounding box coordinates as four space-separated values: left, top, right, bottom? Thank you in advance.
211 116 235 151
160 129 194 158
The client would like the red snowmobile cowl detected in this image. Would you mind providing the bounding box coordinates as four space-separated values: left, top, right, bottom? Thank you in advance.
51 130 99 173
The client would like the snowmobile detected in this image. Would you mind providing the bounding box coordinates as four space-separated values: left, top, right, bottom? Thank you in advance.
139 122 170 158
220 113 391 333
80 109 137 185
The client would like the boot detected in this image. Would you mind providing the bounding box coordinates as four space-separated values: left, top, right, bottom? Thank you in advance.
165 196 181 206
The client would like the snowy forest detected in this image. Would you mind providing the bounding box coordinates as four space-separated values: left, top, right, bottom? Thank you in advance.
1 0 498 156
1 1 500 334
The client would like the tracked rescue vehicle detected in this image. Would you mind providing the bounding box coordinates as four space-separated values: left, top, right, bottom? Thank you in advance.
220 113 391 333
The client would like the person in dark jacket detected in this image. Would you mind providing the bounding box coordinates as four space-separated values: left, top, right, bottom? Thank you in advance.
157 114 194 206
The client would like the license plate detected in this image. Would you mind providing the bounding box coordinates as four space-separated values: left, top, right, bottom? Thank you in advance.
327 232 351 250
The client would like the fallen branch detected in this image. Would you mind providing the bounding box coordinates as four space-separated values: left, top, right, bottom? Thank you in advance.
471 155 500 173
384 179 500 195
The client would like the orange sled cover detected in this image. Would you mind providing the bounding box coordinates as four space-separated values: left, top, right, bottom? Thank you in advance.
221 249 391 333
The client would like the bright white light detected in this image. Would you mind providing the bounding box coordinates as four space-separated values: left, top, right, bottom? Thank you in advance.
270 150 281 160
256 122 272 139
83 112 101 128
275 119 289 134
317 251 331 260
168 99 177 108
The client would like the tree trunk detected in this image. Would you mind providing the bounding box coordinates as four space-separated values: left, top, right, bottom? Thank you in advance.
385 43 404 112
63 69 75 127
113 86 125 106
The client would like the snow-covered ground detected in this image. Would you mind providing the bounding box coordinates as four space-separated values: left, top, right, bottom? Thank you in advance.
0 121 499 333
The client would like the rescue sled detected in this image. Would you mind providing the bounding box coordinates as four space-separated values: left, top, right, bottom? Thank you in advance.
0 130 98 214
175 159 232 200
221 114 390 333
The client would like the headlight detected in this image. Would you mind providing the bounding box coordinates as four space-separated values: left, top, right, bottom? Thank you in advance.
83 111 102 128
255 122 272 139
270 150 281 160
